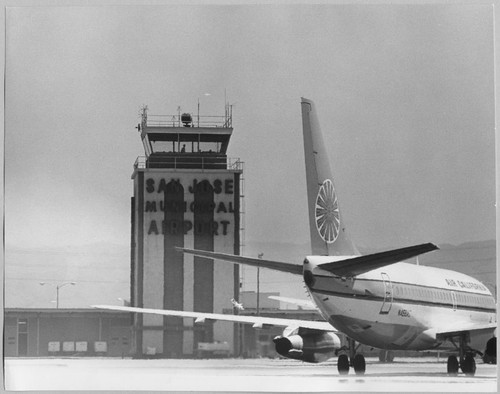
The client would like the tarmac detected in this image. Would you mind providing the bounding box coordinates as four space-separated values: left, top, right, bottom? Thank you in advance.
4 357 497 392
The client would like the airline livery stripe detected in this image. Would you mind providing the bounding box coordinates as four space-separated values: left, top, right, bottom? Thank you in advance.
354 277 491 296
310 288 496 314
313 274 492 296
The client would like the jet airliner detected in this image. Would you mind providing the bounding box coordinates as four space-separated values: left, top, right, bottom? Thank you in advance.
94 98 496 376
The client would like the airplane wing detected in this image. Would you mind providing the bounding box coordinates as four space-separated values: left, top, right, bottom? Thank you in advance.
435 321 497 339
268 296 317 310
317 243 439 277
92 305 336 332
177 247 302 275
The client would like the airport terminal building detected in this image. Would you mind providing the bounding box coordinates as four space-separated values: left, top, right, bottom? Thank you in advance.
4 292 320 359
4 309 132 358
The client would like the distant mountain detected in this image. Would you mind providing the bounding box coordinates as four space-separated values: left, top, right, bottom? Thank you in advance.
243 239 496 297
418 240 496 295
4 239 496 309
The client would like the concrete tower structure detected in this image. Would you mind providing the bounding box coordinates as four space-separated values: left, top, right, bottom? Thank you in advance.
130 105 243 357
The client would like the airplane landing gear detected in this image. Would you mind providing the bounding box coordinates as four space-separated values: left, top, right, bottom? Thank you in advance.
378 350 395 363
447 356 459 375
446 332 477 376
337 354 350 375
446 353 476 376
352 353 366 375
461 353 476 376
336 338 366 375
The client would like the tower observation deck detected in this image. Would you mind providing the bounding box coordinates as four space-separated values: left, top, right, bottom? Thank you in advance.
134 106 242 171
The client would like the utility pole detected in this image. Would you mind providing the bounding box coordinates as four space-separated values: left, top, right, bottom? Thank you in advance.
257 253 263 315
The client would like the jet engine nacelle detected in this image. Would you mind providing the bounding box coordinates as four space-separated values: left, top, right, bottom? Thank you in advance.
482 337 496 364
273 327 341 363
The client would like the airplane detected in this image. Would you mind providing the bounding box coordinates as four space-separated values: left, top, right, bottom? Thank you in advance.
268 295 316 310
231 298 244 311
94 97 496 376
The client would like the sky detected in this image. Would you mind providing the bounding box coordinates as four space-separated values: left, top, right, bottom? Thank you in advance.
3 3 496 305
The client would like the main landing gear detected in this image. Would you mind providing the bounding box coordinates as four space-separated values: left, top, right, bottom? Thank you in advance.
446 333 477 376
337 338 366 375
378 349 395 363
447 354 476 376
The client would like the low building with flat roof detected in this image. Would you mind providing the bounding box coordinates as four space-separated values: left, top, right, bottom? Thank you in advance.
4 308 132 358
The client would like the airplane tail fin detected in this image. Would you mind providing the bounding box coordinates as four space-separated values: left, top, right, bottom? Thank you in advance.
301 98 359 256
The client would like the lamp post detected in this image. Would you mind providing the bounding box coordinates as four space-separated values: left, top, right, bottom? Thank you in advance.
40 282 76 308
257 253 264 316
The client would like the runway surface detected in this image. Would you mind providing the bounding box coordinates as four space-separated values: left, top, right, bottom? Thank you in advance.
4 357 497 392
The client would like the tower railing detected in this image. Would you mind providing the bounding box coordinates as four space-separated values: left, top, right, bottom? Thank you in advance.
144 114 232 128
134 156 243 171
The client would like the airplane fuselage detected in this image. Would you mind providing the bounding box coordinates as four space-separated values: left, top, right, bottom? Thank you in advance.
305 257 496 351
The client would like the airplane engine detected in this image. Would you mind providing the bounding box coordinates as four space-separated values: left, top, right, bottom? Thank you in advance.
482 337 496 364
273 327 341 363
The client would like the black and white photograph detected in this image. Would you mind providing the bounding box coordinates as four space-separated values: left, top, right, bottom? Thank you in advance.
3 1 497 392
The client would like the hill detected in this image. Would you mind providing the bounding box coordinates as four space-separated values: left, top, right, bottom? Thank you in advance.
4 240 496 308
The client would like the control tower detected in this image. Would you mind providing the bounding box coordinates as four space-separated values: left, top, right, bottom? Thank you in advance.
131 104 243 358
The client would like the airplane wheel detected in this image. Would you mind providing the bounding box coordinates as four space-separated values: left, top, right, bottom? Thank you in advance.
378 350 387 362
337 354 350 375
386 351 394 362
461 354 476 376
352 354 366 375
483 337 497 364
447 356 459 375
378 350 395 363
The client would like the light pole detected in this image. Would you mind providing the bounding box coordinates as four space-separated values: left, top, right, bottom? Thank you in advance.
40 282 76 308
257 253 263 316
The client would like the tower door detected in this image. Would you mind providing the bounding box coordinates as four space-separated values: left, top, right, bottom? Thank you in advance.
380 273 393 314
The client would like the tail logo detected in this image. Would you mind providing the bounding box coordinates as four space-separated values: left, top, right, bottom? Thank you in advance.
315 179 340 243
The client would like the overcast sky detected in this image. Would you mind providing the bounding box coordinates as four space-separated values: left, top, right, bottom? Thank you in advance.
4 4 496 302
